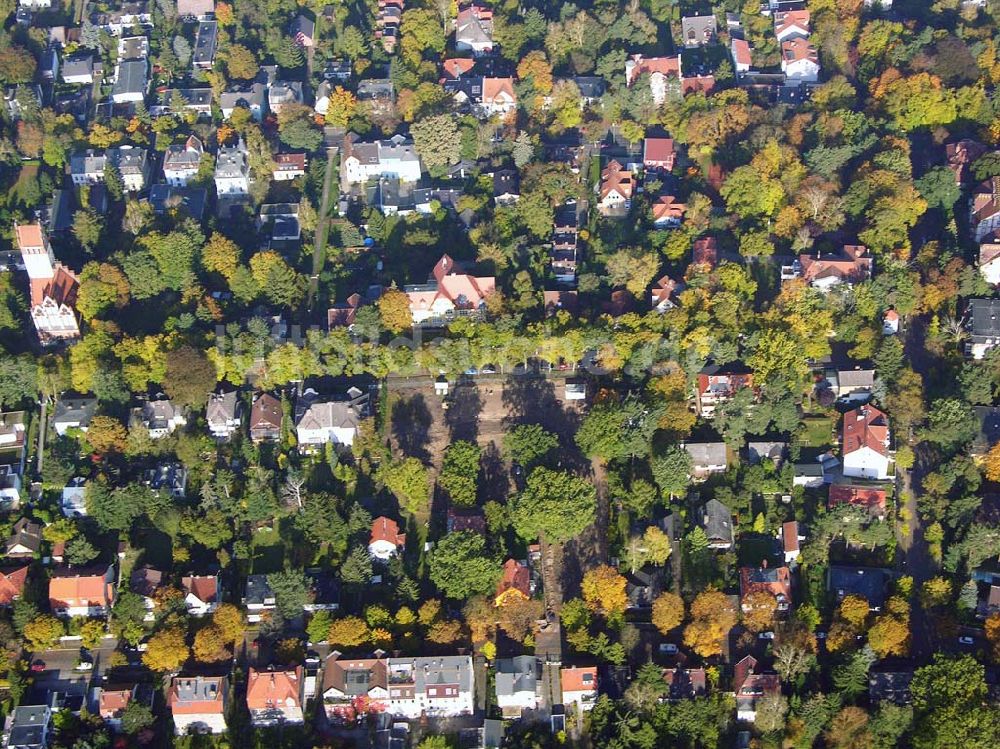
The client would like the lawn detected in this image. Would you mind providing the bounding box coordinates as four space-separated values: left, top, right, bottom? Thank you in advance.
800 414 836 450
250 528 286 574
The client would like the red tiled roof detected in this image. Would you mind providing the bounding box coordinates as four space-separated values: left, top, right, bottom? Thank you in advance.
799 245 871 284
483 77 515 103
182 575 218 604
600 160 634 202
782 38 818 64
732 38 751 66
626 55 680 86
652 195 686 222
49 570 113 610
561 666 598 693
828 484 887 512
739 565 792 604
842 404 890 458
0 566 28 605
643 138 675 167
496 559 530 603
681 75 715 94
691 237 718 268
370 516 405 547
774 9 810 36
443 58 476 78
99 688 132 718
15 223 45 250
246 667 302 710
782 521 799 552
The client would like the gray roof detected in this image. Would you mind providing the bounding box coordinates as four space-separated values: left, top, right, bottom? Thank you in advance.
244 574 275 605
112 59 147 96
684 441 727 468
145 462 187 492
206 391 238 425
220 83 265 111
172 675 226 704
495 656 537 697
148 185 207 219
794 462 823 476
108 145 148 175
970 298 1000 339
837 368 875 389
868 669 913 704
163 135 204 170
193 21 218 66
70 149 106 175
268 80 303 106
700 498 733 545
119 36 148 61
393 655 473 696
357 79 394 99
289 14 314 38
975 406 1000 454
61 54 94 79
828 565 893 608
7 705 50 749
681 14 717 44
216 141 249 179
572 76 605 98
295 398 361 431
52 395 97 426
157 88 212 108
747 441 786 464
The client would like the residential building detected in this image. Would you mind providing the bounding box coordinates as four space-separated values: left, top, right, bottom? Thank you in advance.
495 559 530 607
597 160 634 216
304 568 340 612
455 5 493 55
828 484 887 517
732 38 752 73
16 223 81 344
70 150 106 185
151 88 213 117
695 363 753 418
192 21 217 69
4 705 51 749
643 137 676 171
782 521 801 564
841 404 892 480
51 395 97 436
680 14 716 46
747 441 786 465
129 565 163 621
327 294 362 330
868 669 913 705
111 59 147 103
560 666 598 711
734 656 780 723
48 565 116 618
495 656 538 716
480 77 516 117
118 35 149 61
163 135 204 186
662 667 706 700
273 153 307 181
62 54 94 84
0 565 29 606
974 405 1000 456
828 565 893 610
945 139 988 186
246 667 305 726
829 367 875 401
61 478 88 518
369 516 406 561
243 575 276 622
651 195 686 227
685 442 728 479
405 254 496 325
699 498 734 549
968 298 1000 358
624 54 681 105
206 391 241 439
148 185 207 220
774 9 810 40
385 656 474 719
883 309 900 335
220 83 266 121
290 14 314 47
4 518 40 558
650 276 681 312
341 135 422 187
572 75 605 102
177 0 213 18
215 140 251 195
793 462 824 487
739 564 792 611
294 388 364 448
268 81 303 114
249 393 282 442
168 676 228 735
144 462 188 498
130 399 186 438
108 146 150 191
181 574 220 616
798 244 872 289
96 684 151 732
321 653 389 720
376 0 402 53
492 168 519 205
781 38 820 82
691 236 718 270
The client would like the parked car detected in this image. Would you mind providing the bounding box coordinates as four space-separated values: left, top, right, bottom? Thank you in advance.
959 636 975 646
659 643 678 654
30 660 45 672
758 631 775 640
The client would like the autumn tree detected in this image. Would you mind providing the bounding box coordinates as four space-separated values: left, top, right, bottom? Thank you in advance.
985 613 1000 661
193 625 229 663
163 346 218 409
212 604 244 645
223 44 257 80
201 233 241 280
869 614 909 658
76 263 130 320
325 86 359 128
623 527 672 572
683 589 738 657
378 288 412 334
742 591 778 633
581 565 628 616
23 616 63 651
651 592 684 634
825 706 871 749
143 627 189 672
328 616 370 647
86 416 128 454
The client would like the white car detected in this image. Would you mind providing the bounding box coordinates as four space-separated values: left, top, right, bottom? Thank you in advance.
758 631 775 640
659 643 678 654
74 661 93 672
959 636 975 646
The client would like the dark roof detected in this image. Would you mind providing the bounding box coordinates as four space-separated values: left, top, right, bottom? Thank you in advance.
970 298 1000 339
974 406 1000 454
828 566 893 608
869 668 914 704
700 498 733 545
572 76 605 98
147 185 207 220
492 169 519 196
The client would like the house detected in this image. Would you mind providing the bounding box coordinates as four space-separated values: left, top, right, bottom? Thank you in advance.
324 60 352 81
972 177 1000 241
680 14 716 46
215 140 251 196
544 290 578 317
177 0 213 17
869 669 913 705
108 146 150 192
321 654 389 720
96 684 152 731
192 21 218 69
774 9 810 40
691 236 718 270
481 78 516 117
685 442 728 480
304 568 340 611
163 135 204 186
828 484 887 517
447 507 486 534
69 150 106 185
652 196 686 227
119 35 150 61
290 14 314 47
0 566 29 606
781 38 820 82
181 574 220 616
294 388 363 448
968 298 1000 358
739 564 792 611
62 54 94 84
243 575 276 622
977 583 1000 619
168 676 228 735
249 393 282 442
51 395 97 436
385 656 474 718
799 244 872 289
341 135 422 187
883 309 900 335
206 391 240 440
357 79 395 112
561 666 598 711
695 363 753 418
16 223 81 344
842 404 892 480
327 293 362 330
597 160 634 216
144 462 188 498
4 518 41 558
650 276 682 312
151 88 213 117
662 667 707 700
111 59 147 103
129 565 163 621
268 80 303 115
793 462 824 488
456 5 493 55
781 521 801 563
746 441 786 467
369 516 406 561
828 565 893 610
0 410 26 456
495 656 538 716
273 153 307 181
945 139 988 186
699 498 734 549
734 656 780 723
492 169 520 205
572 76 605 103
130 399 186 438
624 54 681 104
61 478 87 517
247 667 304 726
830 367 875 401
148 185 207 220
4 706 51 749
980 243 1000 288
220 83 266 121
732 38 752 73
49 565 116 618
405 254 496 325
376 0 402 53
495 559 530 607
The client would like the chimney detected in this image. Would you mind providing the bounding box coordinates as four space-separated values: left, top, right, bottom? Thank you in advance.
761 558 768 569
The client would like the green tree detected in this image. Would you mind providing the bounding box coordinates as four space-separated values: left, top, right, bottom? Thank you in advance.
120 701 154 734
510 468 596 543
110 592 147 646
576 400 659 461
378 458 431 514
411 114 462 170
163 346 217 409
651 446 692 500
72 209 103 251
439 440 480 506
503 424 559 468
65 536 99 566
340 545 373 585
915 166 961 211
267 570 309 620
921 398 978 449
910 655 1000 748
428 531 500 600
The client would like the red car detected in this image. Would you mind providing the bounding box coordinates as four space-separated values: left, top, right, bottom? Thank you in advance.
30 660 45 672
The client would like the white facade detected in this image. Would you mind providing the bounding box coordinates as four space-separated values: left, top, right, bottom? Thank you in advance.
172 711 226 735
842 446 892 481
368 539 399 561
385 657 474 719
18 0 52 7
61 484 87 517
184 592 217 617
782 57 820 82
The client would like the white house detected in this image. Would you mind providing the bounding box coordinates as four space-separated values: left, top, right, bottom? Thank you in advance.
842 404 893 481
181 575 220 616
385 656 474 719
774 9 810 41
781 521 802 564
15 223 80 345
481 77 516 117
163 135 203 186
340 135 422 187
294 390 362 448
979 243 1000 286
560 666 598 711
731 38 752 74
495 656 538 716
246 667 304 727
781 39 820 82
61 478 88 517
168 676 228 736
882 309 899 335
130 399 186 438
215 140 250 196
48 565 116 618
108 145 149 192
369 516 405 561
